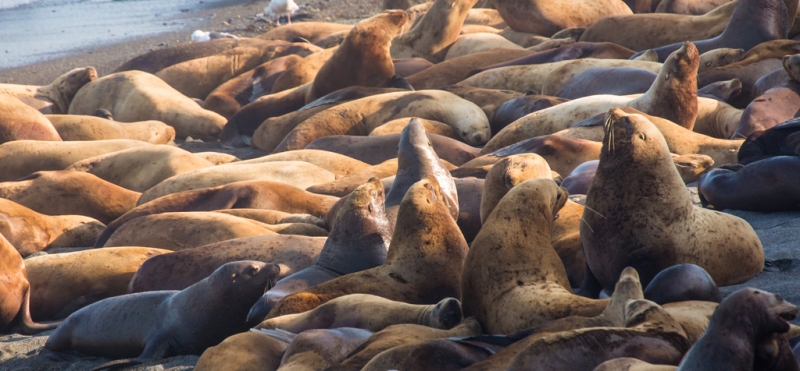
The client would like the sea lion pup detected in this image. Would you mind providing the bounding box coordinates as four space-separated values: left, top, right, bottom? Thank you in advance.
130 234 326 293
0 170 140 224
264 176 469 318
581 108 764 293
480 41 700 154
0 139 150 182
45 261 280 361
556 107 742 166
494 0 631 36
194 332 287 371
45 114 175 144
0 233 63 334
305 10 408 103
390 0 478 63
136 161 335 205
25 247 170 321
326 317 482 371
255 294 462 333
246 179 392 325
305 132 479 166
650 0 796 61
0 95 62 143
698 156 800 211
94 180 337 247
676 289 798 371
462 267 644 371
579 2 735 51
0 67 96 114
65 145 215 192
0 198 105 257
271 90 491 152
233 149 370 177
463 178 608 334
68 71 227 141
506 299 689 370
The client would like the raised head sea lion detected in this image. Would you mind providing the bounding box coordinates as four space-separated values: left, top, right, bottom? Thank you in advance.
45 261 280 360
0 95 61 143
478 154 552 223
0 67 96 114
391 0 479 62
246 179 392 325
68 71 227 140
264 176 469 318
581 108 764 292
45 114 175 144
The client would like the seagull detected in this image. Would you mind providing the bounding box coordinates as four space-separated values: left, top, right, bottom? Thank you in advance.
190 30 239 43
264 0 300 26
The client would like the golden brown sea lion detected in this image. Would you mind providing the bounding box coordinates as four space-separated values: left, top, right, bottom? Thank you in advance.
232 149 369 177
256 22 354 43
443 33 523 60
68 71 227 140
0 95 61 143
306 159 400 197
391 0 479 62
581 108 764 292
194 332 286 371
45 114 175 144
369 118 458 138
494 0 632 36
0 67 97 114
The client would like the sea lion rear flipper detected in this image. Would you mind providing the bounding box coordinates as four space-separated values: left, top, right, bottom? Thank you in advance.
90 359 142 371
18 285 63 335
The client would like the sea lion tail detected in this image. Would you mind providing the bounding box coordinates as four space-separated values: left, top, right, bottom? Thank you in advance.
250 328 297 343
18 285 63 335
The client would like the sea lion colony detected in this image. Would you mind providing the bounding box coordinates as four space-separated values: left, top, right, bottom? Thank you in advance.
2 0 800 369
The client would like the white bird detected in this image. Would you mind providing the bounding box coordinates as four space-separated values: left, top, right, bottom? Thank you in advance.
264 0 300 27
191 30 239 43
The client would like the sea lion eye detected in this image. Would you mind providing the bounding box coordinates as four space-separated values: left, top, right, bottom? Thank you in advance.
639 133 646 141
368 204 374 212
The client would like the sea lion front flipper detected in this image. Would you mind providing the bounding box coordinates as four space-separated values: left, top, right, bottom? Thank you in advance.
18 284 63 335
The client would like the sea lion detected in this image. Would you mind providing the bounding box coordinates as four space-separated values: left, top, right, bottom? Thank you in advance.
437 84 523 113
369 118 458 138
643 264 721 306
264 176 469 318
734 80 800 139
404 48 539 89
478 154 552 223
0 67 97 114
94 180 337 247
255 294 462 333
273 91 490 152
738 116 800 164
307 159 400 197
390 0 478 62
697 78 743 102
130 235 326 293
444 33 523 60
698 156 800 211
194 332 286 371
0 170 140 224
204 55 303 119
100 212 283 250
385 118 460 224
269 328 373 371
68 71 227 141
481 42 700 153
463 178 608 334
256 22 354 43
194 152 239 165
491 94 568 134
560 160 597 195
65 145 214 192
554 67 657 99
633 0 792 62
0 95 62 143
493 0 632 36
246 179 392 325
698 47 746 73
45 261 280 360
270 49 336 94
360 339 495 371
581 108 764 292
232 149 369 177
0 233 63 334
114 38 279 73
45 114 175 144
676 289 798 371
136 161 335 205
305 10 408 103
556 107 742 166
327 317 482 371
0 198 104 257
0 139 150 182
392 57 434 77
579 2 734 51
25 247 170 321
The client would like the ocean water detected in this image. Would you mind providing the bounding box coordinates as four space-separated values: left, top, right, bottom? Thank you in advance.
0 0 244 69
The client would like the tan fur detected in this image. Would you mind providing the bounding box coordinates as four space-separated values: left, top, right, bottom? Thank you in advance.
46 114 175 144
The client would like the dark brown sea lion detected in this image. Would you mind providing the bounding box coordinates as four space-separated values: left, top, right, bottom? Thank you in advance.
554 67 657 99
0 233 62 334
698 156 800 211
129 235 326 293
581 108 764 292
45 261 280 360
738 117 800 164
0 67 97 114
643 264 721 306
245 179 392 325
305 132 480 166
361 338 494 371
676 288 799 371
93 180 337 248
560 160 597 195
491 93 568 135
631 0 794 62
264 176 469 318
0 95 62 143
0 170 140 224
493 0 632 36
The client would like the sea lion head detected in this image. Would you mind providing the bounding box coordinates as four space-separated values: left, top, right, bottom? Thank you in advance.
426 297 464 329
699 48 745 72
722 289 798 335
40 66 98 113
782 54 800 82
212 261 280 294
601 108 671 166
663 42 699 84
349 10 408 49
